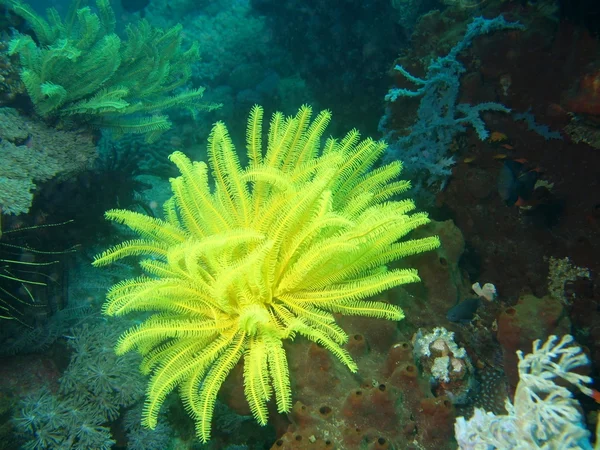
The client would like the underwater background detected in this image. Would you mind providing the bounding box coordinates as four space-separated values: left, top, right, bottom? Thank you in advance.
1 0 600 448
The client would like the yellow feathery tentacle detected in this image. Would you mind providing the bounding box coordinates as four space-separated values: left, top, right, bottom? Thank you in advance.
323 299 405 321
104 209 186 244
196 331 246 442
163 196 179 226
170 176 208 238
372 236 442 266
276 238 357 293
207 123 243 222
338 161 403 206
139 258 181 279
265 336 292 413
282 269 421 304
372 180 412 203
294 109 331 166
266 111 283 151
243 336 271 425
265 116 299 169
266 178 330 271
169 151 231 232
103 278 183 316
140 340 197 376
280 104 312 171
332 139 388 199
246 104 263 167
143 333 235 429
277 299 348 344
329 128 360 156
209 122 251 226
115 316 232 354
92 239 169 266
141 339 207 429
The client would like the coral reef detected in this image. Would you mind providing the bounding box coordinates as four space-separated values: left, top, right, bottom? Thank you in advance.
497 293 571 386
400 219 472 328
0 107 97 215
432 4 600 304
0 37 24 106
29 140 154 247
12 320 145 449
566 69 600 115
413 327 475 405
268 313 458 449
547 256 591 304
382 16 522 191
184 1 270 83
456 335 597 449
123 405 173 450
1 0 600 448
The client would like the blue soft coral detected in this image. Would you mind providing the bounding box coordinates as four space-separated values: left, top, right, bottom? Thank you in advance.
381 16 524 191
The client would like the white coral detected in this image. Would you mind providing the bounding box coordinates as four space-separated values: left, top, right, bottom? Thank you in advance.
455 335 597 450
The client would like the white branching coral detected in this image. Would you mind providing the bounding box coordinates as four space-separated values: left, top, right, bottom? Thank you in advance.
455 335 598 450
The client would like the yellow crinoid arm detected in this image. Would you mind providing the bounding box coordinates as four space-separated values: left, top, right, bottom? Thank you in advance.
92 239 170 266
143 333 235 431
194 331 247 442
246 104 263 168
282 268 421 307
169 151 231 234
104 209 187 244
243 335 271 425
265 335 292 413
207 122 251 226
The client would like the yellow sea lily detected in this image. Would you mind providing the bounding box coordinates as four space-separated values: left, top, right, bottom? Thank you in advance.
93 104 440 442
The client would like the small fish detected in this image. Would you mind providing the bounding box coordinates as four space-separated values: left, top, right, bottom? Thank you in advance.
489 131 508 143
591 389 600 404
447 298 480 323
121 0 150 14
497 159 539 206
